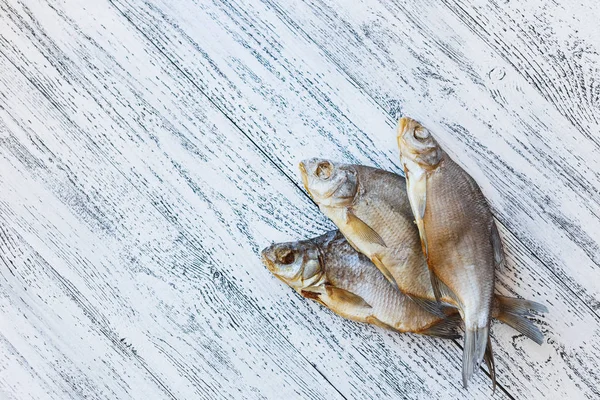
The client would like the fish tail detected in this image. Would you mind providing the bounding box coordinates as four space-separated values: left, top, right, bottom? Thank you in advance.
462 324 489 388
495 295 548 345
419 313 462 339
407 294 447 318
483 335 496 392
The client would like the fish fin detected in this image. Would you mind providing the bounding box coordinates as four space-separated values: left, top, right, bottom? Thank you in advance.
495 295 547 345
300 289 322 300
496 313 544 345
325 285 372 310
462 325 489 388
406 170 428 255
366 316 397 331
407 170 427 220
429 273 462 307
490 222 505 269
371 255 398 287
346 210 386 248
300 287 331 310
496 295 548 315
406 294 449 318
483 336 496 392
429 271 444 303
419 313 462 339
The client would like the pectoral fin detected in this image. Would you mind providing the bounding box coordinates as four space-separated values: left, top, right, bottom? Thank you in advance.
429 271 444 303
346 210 386 248
322 285 374 321
407 294 449 318
325 285 372 310
300 287 330 309
429 272 461 306
407 172 427 220
406 171 428 255
371 255 398 287
300 289 322 300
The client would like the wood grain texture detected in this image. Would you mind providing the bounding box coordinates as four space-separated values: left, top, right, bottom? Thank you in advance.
98 0 600 397
253 0 600 313
0 42 342 400
0 0 509 398
0 0 597 398
440 0 600 139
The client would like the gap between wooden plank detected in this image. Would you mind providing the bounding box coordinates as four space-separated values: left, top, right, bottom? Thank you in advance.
103 1 518 398
249 0 600 324
0 46 349 400
101 0 596 396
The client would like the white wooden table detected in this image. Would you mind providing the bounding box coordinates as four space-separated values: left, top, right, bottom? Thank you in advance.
0 0 598 398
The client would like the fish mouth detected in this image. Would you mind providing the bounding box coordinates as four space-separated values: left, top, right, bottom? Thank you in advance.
397 117 433 156
397 117 413 154
298 161 307 175
298 161 312 196
398 116 411 136
261 249 276 272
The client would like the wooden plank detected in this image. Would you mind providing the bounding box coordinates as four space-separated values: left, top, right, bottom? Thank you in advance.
108 0 401 169
102 0 600 397
493 222 600 399
0 55 340 400
254 0 600 312
439 0 600 140
0 220 179 400
492 220 600 399
0 0 510 398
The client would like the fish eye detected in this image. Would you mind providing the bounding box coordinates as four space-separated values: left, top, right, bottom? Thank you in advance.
414 128 430 141
276 248 296 265
316 161 333 179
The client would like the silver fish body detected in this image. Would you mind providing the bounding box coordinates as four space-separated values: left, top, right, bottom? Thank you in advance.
300 159 445 311
262 230 461 337
397 117 498 386
299 157 547 388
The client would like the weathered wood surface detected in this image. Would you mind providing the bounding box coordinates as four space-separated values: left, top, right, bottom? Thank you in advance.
0 0 597 399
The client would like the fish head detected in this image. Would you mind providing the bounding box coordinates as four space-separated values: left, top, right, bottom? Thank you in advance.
397 117 442 169
261 240 324 291
299 158 358 207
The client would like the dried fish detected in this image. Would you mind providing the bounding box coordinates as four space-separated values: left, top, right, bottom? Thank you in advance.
397 117 502 386
262 230 461 338
300 158 547 387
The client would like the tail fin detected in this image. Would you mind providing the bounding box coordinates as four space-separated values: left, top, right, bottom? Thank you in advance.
483 336 496 392
462 325 489 388
495 295 548 345
419 313 462 339
407 294 455 318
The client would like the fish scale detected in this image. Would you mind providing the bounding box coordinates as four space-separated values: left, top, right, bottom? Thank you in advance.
262 231 462 336
425 162 495 321
398 117 500 387
299 157 548 388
